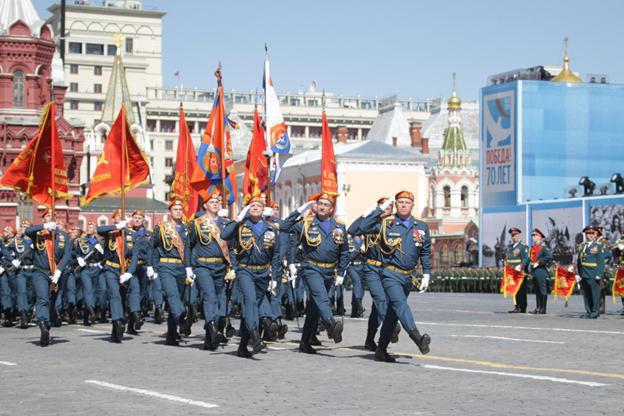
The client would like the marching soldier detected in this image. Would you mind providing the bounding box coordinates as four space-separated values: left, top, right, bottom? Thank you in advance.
98 210 140 342
505 227 530 313
1 226 20 327
152 199 192 346
189 191 232 350
359 191 432 362
24 209 72 346
14 221 35 329
576 226 605 319
596 226 610 315
221 193 282 357
126 210 150 334
75 222 104 326
347 234 366 318
528 228 552 314
281 193 348 354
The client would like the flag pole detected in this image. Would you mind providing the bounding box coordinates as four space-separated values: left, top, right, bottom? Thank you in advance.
215 64 227 210
120 104 127 273
263 45 272 206
49 102 57 291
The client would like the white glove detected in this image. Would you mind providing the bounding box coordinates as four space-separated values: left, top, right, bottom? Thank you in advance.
335 273 345 286
77 257 86 268
618 243 624 250
149 272 158 281
514 264 522 272
419 273 431 293
50 269 61 285
379 198 393 212
288 264 298 280
11 259 21 268
267 279 277 294
185 267 194 279
262 149 274 158
296 200 315 214
217 208 229 218
236 205 251 222
225 270 236 282
0 266 4 275
262 207 274 218
146 266 155 278
43 222 57 230
115 220 128 230
95 244 104 255
575 275 581 283
119 272 132 284
362 203 377 218
568 265 575 272
595 275 601 281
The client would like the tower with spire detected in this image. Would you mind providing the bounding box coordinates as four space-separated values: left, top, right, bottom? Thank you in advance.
437 73 471 168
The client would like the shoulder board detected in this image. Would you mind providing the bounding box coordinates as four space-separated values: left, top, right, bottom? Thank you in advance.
335 219 345 225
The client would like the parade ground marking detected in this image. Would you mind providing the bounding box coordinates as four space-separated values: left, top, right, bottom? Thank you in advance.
418 364 609 387
84 380 218 409
418 321 624 336
76 328 107 334
448 335 565 344
0 361 17 366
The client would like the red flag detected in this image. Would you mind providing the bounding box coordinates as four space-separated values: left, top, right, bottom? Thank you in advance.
190 70 237 205
612 268 624 303
553 265 577 302
0 102 70 207
82 104 150 206
320 111 338 196
243 107 268 196
500 265 524 303
171 105 199 221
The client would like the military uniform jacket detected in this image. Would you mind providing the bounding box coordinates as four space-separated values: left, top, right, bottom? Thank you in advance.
97 225 139 274
2 236 33 268
152 221 191 268
131 227 153 267
505 242 529 271
528 244 553 278
348 215 384 264
74 234 104 265
576 241 605 280
188 215 232 268
359 207 432 274
221 217 282 281
24 225 72 273
280 211 350 276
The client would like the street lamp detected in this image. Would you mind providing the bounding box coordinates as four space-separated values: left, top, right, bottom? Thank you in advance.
578 176 596 196
611 173 624 194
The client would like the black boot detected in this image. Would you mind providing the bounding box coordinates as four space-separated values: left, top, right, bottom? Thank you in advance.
97 307 108 324
261 317 276 341
299 337 317 354
365 327 377 351
3 309 13 327
126 313 138 335
309 334 322 346
277 319 288 340
225 320 236 338
407 329 431 355
133 311 144 330
83 307 94 326
178 313 191 337
296 300 305 317
188 303 197 324
530 294 542 314
68 305 77 324
374 337 395 363
19 311 29 329
391 323 401 343
324 317 343 343
216 316 228 344
204 321 218 351
284 303 295 320
111 320 123 343
165 316 179 346
38 321 50 347
237 322 252 358
540 295 548 314
249 328 265 353
508 306 521 313
153 305 163 324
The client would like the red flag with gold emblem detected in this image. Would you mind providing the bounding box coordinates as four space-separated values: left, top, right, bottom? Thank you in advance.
320 110 338 196
243 107 268 196
82 104 150 206
552 265 576 302
0 102 70 207
500 265 524 303
171 105 199 221
612 268 624 303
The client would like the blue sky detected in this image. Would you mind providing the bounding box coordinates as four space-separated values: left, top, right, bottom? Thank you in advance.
33 0 624 101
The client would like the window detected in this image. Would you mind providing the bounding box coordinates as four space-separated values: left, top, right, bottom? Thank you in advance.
69 42 82 54
107 44 117 56
165 158 173 167
461 186 469 209
70 101 79 110
454 245 464 265
125 37 133 53
94 84 102 94
13 71 24 108
94 101 103 111
165 140 173 151
70 82 78 92
86 43 104 55
70 64 79 74
94 66 102 76
160 120 175 132
443 185 451 208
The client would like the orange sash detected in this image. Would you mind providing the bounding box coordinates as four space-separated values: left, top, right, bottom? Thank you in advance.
202 216 230 264
43 230 57 273
163 221 185 261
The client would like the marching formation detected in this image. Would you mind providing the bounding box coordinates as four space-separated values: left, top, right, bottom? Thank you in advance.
0 190 432 362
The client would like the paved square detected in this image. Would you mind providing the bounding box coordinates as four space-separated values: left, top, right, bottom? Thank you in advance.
1 292 622 415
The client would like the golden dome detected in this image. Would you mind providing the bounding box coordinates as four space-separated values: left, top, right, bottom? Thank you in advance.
447 72 462 110
552 36 582 83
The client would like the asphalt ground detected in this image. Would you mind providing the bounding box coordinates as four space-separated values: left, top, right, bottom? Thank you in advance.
1 292 623 416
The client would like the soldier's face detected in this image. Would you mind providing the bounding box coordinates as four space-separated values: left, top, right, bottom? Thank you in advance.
316 199 333 217
87 224 96 234
248 202 264 218
532 234 542 244
395 198 414 218
585 232 596 241
3 229 11 239
512 234 521 243
70 230 78 239
204 197 220 215
170 205 183 220
132 215 144 228
43 213 52 222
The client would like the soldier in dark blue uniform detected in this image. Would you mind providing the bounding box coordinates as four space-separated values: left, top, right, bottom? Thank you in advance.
75 221 104 326
152 199 192 346
528 228 553 314
347 235 366 318
1 226 20 327
189 191 232 350
576 226 605 319
505 228 530 313
221 193 282 358
14 221 35 329
281 193 348 354
24 208 72 346
359 191 431 362
126 210 150 334
97 210 139 342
